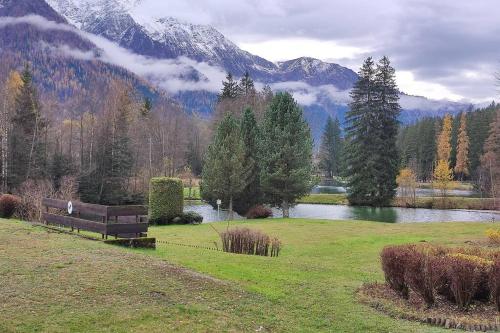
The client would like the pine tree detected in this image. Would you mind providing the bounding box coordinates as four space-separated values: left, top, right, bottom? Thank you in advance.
454 112 470 179
233 108 262 215
260 92 314 218
239 71 256 96
9 65 47 189
201 114 248 220
219 72 239 100
345 57 377 205
437 115 453 162
79 83 134 205
345 56 400 206
319 116 343 178
372 56 401 204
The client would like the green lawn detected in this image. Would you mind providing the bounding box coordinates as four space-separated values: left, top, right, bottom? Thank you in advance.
184 186 201 200
2 218 498 332
139 219 498 332
297 193 348 205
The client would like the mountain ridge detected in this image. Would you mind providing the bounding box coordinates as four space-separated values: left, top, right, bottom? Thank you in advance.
0 0 472 143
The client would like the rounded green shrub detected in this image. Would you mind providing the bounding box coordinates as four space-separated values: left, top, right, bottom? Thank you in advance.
149 177 184 225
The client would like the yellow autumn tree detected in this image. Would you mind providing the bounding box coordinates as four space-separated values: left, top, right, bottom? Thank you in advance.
1 70 23 191
437 114 453 162
396 168 417 207
454 112 470 179
434 159 453 201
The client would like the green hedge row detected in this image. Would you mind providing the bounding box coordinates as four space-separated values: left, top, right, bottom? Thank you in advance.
148 177 183 225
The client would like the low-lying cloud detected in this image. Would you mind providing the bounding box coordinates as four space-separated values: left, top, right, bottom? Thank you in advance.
0 14 473 113
0 15 227 94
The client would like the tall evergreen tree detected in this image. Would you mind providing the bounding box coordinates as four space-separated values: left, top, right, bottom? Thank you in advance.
219 72 239 100
79 84 134 205
260 92 314 218
9 65 47 189
345 56 400 206
233 108 263 215
345 57 377 205
372 56 401 203
319 116 343 178
239 71 256 96
454 112 470 179
201 114 248 220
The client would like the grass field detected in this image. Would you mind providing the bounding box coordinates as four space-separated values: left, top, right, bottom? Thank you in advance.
297 193 348 205
184 187 201 200
2 218 498 332
139 219 498 332
298 193 497 210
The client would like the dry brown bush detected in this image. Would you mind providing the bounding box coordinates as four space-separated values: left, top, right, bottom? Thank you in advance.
219 227 281 257
15 177 78 222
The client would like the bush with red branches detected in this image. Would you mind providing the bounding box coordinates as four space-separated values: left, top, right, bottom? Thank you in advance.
0 194 21 218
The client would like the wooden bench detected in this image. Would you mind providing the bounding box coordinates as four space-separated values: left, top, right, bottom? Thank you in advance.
42 198 149 239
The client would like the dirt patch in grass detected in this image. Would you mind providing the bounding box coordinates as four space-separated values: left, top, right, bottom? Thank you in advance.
0 220 280 333
358 283 500 331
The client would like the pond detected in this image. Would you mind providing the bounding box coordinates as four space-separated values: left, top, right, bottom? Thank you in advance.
312 185 477 197
184 202 500 224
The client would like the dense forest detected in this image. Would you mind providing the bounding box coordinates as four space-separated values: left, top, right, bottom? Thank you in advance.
0 59 498 215
396 102 499 194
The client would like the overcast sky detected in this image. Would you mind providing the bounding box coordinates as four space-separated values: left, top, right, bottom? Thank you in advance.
137 0 500 103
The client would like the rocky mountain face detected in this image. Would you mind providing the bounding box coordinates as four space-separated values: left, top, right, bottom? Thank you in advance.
0 0 173 114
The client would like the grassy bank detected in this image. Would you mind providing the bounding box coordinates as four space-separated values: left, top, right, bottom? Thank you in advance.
0 220 282 333
140 219 497 332
183 186 201 200
299 193 497 210
396 196 498 210
417 182 474 191
297 193 348 205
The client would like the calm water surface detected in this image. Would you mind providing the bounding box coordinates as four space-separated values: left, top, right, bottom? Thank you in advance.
185 202 500 223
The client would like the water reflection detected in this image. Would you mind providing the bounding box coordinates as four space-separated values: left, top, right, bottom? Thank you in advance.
185 202 500 224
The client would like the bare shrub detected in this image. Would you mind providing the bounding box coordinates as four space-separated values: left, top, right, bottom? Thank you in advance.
14 177 79 222
0 194 21 218
15 179 55 222
380 245 413 299
446 254 485 310
219 227 281 257
405 248 435 307
57 176 79 201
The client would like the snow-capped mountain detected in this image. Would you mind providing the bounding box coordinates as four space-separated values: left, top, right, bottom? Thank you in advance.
45 0 363 89
45 0 279 79
2 0 472 142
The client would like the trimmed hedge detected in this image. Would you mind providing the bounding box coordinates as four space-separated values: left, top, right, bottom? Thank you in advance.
149 177 184 225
